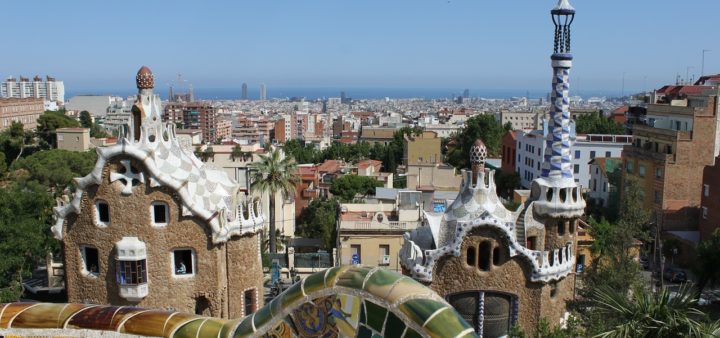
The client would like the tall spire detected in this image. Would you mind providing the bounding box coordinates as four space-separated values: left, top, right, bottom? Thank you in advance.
542 0 575 181
530 0 584 218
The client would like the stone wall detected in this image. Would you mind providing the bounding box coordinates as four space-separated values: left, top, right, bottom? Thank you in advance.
226 234 264 318
429 227 559 334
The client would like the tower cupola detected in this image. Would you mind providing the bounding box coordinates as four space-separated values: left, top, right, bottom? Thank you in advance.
551 0 575 55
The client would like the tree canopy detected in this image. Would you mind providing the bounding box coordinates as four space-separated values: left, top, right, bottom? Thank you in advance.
0 181 56 302
575 112 625 135
0 122 35 167
296 198 339 250
11 149 97 195
36 111 81 148
446 114 506 169
329 174 383 202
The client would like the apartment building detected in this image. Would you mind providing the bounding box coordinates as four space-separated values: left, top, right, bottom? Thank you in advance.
0 97 44 131
622 81 719 234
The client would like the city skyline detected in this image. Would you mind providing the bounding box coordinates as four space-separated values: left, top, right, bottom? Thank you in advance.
3 0 719 94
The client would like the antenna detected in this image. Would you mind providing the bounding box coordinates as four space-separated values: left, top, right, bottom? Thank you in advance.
702 49 712 77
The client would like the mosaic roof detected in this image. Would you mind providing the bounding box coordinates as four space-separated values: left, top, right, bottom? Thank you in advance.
52 72 263 243
0 267 477 338
399 168 576 283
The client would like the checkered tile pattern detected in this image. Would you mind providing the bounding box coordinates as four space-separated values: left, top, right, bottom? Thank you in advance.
541 63 573 179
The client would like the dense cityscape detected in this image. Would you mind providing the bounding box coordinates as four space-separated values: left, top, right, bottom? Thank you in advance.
1 1 720 337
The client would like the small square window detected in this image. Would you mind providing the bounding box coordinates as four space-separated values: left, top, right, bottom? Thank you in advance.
96 201 110 226
654 191 661 204
656 168 663 179
639 165 646 178
574 164 579 174
590 151 596 159
605 151 611 157
172 249 194 276
151 202 169 225
575 150 580 158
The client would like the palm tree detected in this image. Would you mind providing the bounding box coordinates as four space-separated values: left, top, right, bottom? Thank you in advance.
230 144 243 162
692 229 720 294
250 148 299 253
590 284 718 337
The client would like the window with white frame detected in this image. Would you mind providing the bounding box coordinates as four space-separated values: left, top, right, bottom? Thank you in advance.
81 246 99 277
95 200 110 226
172 249 195 276
150 201 169 226
115 237 148 289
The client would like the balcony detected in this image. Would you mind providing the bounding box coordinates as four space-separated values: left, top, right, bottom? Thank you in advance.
302 189 319 199
340 220 419 232
622 145 676 164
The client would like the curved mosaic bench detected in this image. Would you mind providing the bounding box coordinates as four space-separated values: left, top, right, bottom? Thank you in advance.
0 266 477 338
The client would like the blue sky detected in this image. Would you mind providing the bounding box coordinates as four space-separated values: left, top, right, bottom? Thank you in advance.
2 0 719 94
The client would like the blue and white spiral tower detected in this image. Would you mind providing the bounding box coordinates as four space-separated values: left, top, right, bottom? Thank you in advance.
531 0 585 218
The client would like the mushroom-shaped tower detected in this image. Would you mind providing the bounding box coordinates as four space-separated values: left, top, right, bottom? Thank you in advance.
136 65 154 89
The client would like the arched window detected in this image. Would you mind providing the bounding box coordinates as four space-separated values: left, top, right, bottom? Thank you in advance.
448 291 517 337
479 241 492 271
493 246 503 266
95 200 110 226
467 246 476 267
557 221 565 236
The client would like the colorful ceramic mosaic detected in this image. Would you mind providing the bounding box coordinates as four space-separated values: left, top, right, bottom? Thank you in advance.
0 267 477 338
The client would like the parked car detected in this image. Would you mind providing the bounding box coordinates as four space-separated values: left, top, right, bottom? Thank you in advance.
663 268 687 283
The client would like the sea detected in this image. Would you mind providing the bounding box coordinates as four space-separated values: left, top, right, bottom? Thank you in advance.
65 87 621 101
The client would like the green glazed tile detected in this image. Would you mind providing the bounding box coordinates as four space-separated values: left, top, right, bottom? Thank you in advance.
172 318 206 338
268 297 283 317
357 324 375 338
280 282 304 309
336 267 371 290
398 299 446 327
232 316 255 338
423 307 474 338
219 319 242 338
383 312 406 338
324 265 353 288
364 300 387 333
362 268 403 299
385 278 435 304
252 304 273 331
403 328 424 338
457 330 479 338
359 301 366 324
303 270 326 295
196 319 226 338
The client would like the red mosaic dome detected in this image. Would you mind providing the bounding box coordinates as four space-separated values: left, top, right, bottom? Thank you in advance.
136 66 154 89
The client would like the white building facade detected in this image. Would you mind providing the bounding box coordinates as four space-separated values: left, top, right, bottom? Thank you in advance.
516 122 632 189
1 76 65 104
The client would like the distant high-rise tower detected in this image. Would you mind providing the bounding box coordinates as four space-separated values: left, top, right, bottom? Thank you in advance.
340 91 348 104
463 88 470 99
241 83 248 100
259 83 267 101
